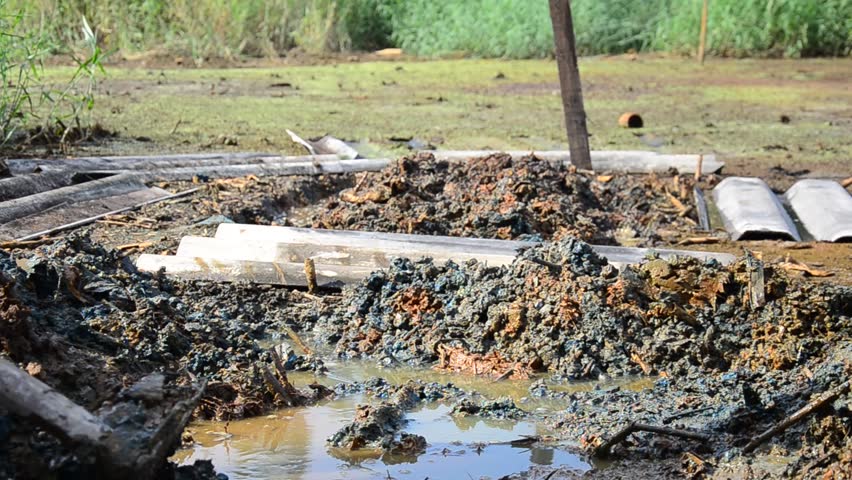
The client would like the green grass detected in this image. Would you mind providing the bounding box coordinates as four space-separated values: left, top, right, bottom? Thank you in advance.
43 57 850 178
5 0 850 60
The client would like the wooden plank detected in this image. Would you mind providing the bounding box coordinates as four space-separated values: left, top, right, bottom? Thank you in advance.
136 254 374 287
0 173 146 225
694 186 711 231
0 187 173 241
212 225 736 266
549 0 592 170
176 236 519 267
5 152 280 175
0 171 75 202
124 158 392 182
215 224 533 253
430 150 723 174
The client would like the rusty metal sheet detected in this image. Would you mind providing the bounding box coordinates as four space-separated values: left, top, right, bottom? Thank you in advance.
784 179 852 242
712 177 800 241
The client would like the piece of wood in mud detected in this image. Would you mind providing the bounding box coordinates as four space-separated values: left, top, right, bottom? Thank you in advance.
0 187 172 242
176 236 520 267
0 357 110 446
0 173 146 226
214 225 736 266
135 254 375 287
0 171 75 202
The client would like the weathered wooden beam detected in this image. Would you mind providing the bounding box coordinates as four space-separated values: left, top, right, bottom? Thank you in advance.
136 254 375 287
5 152 279 175
176 235 520 267
212 225 736 267
431 150 723 174
1 187 177 242
549 0 592 170
123 158 391 182
215 224 533 253
0 171 76 202
0 173 146 225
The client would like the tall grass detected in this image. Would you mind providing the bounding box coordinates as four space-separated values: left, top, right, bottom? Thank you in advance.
5 0 850 60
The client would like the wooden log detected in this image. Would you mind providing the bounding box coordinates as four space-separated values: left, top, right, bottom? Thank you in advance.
0 357 110 446
136 254 375 287
0 171 75 202
0 173 146 225
549 0 592 170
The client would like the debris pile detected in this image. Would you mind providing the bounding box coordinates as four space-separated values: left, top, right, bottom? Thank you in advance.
318 237 850 382
0 233 326 477
303 153 701 245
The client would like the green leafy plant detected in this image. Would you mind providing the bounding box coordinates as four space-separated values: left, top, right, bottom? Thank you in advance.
0 1 107 147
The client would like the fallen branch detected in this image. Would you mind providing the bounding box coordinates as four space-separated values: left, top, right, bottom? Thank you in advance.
742 380 850 454
593 421 712 457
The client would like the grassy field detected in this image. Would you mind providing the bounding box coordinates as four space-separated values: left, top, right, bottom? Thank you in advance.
42 56 851 180
8 0 851 60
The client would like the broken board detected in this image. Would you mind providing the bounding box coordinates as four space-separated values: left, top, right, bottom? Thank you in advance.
137 225 737 287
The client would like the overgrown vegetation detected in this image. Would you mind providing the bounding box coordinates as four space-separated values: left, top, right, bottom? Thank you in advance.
5 0 850 60
0 1 107 147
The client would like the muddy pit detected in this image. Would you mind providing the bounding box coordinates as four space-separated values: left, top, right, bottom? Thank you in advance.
1 153 851 479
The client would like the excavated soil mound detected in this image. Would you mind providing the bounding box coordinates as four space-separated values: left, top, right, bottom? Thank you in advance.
299 152 702 245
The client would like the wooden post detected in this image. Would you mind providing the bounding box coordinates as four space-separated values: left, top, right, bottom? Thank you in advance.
698 0 709 64
548 0 592 171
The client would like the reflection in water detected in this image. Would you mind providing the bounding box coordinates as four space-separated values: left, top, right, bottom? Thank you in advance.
174 397 590 480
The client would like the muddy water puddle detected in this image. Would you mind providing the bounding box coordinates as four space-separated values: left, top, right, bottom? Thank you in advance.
174 396 588 479
175 360 653 479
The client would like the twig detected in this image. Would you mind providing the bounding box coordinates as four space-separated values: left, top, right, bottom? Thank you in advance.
594 421 712 457
262 366 296 407
841 176 852 188
742 380 850 453
0 237 60 249
528 257 563 273
492 363 517 382
695 154 704 181
304 258 318 293
284 326 314 356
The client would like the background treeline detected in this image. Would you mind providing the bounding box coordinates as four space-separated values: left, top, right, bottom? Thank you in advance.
7 0 851 59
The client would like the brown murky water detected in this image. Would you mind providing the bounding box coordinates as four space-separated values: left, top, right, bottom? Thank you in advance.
174 359 654 479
